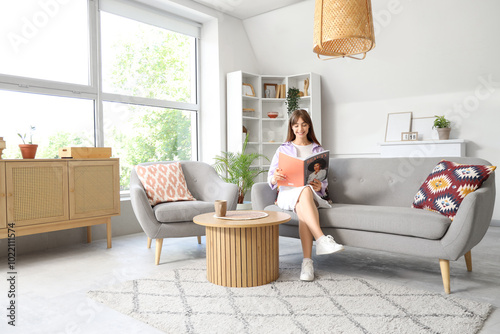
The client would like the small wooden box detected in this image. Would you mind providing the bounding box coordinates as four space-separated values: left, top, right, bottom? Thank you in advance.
59 147 112 159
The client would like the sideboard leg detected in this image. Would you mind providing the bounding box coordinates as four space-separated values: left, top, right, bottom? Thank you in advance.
87 226 92 244
106 221 112 249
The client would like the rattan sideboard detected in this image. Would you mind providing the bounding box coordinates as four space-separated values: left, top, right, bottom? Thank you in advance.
0 159 120 248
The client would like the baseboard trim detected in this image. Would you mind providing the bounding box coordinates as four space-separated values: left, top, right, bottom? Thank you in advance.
491 219 500 227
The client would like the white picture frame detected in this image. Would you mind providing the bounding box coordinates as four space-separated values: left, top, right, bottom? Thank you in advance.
385 112 412 142
411 117 438 140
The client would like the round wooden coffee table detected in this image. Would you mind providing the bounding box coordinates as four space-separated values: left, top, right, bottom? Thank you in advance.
193 211 291 288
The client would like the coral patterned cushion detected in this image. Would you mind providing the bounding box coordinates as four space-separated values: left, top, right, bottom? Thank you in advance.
412 160 496 221
135 163 195 206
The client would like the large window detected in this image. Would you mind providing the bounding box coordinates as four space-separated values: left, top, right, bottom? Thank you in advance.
0 0 200 192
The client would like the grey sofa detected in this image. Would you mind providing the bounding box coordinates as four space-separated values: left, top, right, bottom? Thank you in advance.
252 157 496 293
130 161 238 264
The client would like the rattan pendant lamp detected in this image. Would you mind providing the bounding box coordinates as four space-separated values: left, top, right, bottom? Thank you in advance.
313 0 375 60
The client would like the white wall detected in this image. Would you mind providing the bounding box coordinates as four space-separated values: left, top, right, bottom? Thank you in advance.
243 0 500 219
195 7 260 164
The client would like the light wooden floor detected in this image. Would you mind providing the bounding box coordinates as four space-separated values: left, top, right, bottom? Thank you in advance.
0 227 499 333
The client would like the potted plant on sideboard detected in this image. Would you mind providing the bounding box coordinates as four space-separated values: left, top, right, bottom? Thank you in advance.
213 134 269 209
433 115 451 140
18 125 38 159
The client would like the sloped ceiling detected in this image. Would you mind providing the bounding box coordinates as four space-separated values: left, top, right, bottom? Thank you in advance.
191 0 306 19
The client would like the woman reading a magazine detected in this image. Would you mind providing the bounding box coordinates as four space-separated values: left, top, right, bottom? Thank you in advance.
268 109 344 281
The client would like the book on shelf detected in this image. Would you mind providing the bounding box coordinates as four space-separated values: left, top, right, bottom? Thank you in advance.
277 150 329 187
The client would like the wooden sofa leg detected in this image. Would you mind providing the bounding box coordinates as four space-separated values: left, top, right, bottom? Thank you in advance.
197 236 202 244
155 239 163 265
147 237 152 249
464 251 472 272
439 259 451 294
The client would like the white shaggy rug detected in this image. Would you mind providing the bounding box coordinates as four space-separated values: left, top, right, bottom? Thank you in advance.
88 260 491 334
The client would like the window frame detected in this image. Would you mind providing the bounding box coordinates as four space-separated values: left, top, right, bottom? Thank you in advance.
0 0 201 194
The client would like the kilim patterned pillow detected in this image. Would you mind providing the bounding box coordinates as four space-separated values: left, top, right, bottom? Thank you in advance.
412 160 496 221
135 162 196 206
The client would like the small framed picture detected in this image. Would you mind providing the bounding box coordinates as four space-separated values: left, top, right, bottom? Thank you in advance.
401 131 418 141
263 83 277 98
242 83 255 97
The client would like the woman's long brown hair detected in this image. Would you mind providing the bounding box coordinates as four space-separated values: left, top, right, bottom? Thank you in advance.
285 109 321 145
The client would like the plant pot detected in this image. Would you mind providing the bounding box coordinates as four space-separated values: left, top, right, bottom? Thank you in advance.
236 202 252 210
436 128 451 140
19 144 38 159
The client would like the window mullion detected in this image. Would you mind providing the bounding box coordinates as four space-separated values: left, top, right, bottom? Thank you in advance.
89 0 104 147
101 93 199 112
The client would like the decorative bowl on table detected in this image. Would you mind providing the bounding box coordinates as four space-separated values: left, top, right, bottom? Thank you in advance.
267 112 279 118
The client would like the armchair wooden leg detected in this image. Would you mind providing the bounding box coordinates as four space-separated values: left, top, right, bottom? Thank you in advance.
147 237 152 249
439 259 451 294
197 236 202 244
464 251 472 272
155 238 163 265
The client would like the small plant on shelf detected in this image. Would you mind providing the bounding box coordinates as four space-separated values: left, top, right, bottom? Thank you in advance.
432 115 451 129
286 87 300 116
18 125 36 144
18 125 38 159
432 115 451 140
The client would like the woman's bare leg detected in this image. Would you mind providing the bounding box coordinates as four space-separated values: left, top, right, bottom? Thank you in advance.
295 187 324 257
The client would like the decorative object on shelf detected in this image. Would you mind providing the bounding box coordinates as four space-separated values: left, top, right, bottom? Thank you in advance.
286 87 301 116
275 84 286 98
313 0 375 60
242 108 255 118
385 112 412 142
242 125 248 143
411 116 438 141
264 83 278 99
18 125 38 159
265 89 270 98
304 78 309 96
267 112 279 119
433 115 451 140
59 147 112 159
242 83 255 97
401 132 418 141
0 137 6 159
213 134 269 205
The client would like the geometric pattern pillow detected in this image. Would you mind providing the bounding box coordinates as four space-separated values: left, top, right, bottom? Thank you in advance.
135 162 196 206
412 160 496 221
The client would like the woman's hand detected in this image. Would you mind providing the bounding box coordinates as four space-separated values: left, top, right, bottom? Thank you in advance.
309 179 321 192
272 168 286 185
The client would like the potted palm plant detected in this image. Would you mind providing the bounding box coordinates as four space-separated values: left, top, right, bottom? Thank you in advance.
213 134 269 208
18 125 38 159
433 115 451 140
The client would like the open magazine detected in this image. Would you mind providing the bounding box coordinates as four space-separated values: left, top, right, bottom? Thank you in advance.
277 150 330 187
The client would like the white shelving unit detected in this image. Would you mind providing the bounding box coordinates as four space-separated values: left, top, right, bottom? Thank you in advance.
227 71 321 182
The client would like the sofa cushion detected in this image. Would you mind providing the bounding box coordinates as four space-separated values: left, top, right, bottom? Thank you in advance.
412 160 496 221
154 201 214 223
264 204 451 240
135 162 195 206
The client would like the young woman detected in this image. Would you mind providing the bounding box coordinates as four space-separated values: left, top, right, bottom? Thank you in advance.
268 109 344 281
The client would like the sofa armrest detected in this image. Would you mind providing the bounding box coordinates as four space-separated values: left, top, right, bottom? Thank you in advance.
251 182 278 210
197 174 239 211
441 174 496 260
129 182 161 238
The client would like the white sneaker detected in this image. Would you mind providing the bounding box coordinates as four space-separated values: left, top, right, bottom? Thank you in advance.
300 258 314 281
316 235 344 255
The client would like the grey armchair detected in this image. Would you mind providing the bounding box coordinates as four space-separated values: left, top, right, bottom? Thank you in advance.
130 161 238 264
